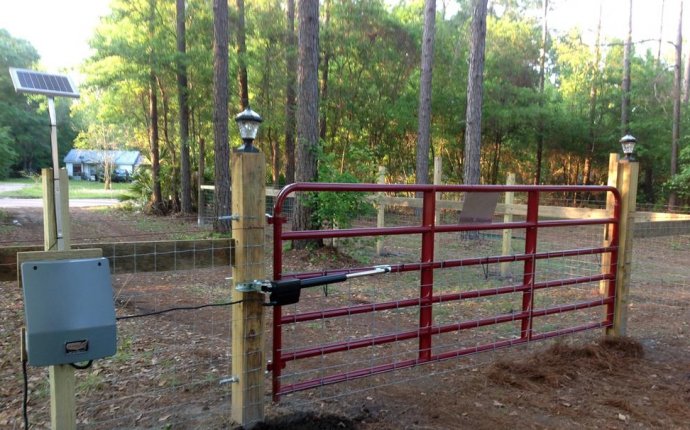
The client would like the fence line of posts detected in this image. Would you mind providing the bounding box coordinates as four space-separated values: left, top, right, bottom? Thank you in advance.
20 148 690 429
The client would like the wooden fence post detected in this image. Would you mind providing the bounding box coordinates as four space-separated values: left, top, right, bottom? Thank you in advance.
607 158 638 337
43 168 76 430
230 150 266 428
500 173 515 278
433 157 442 224
376 166 386 256
600 153 620 294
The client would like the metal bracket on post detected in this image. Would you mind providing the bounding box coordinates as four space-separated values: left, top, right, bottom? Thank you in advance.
218 214 241 221
219 376 240 385
235 280 270 293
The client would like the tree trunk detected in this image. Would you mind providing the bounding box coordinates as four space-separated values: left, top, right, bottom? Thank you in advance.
621 0 632 135
535 0 548 185
292 0 320 250
198 136 205 213
415 0 436 189
199 137 205 185
583 0 602 188
149 79 162 211
158 78 179 212
319 0 331 143
259 33 280 185
683 10 690 105
149 0 162 212
236 0 249 109
670 0 683 209
463 0 488 185
213 0 231 233
657 0 665 66
177 0 192 214
285 0 297 184
644 165 655 203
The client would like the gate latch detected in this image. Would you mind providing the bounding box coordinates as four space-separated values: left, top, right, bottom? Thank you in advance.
236 265 392 306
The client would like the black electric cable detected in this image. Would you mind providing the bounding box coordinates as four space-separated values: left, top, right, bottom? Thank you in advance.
22 357 29 430
70 360 93 370
18 299 250 428
116 299 246 321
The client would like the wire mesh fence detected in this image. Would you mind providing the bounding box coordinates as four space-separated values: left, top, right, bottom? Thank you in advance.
1 210 241 429
0 185 688 428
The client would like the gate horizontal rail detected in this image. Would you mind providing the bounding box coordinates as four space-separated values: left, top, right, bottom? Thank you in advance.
270 183 621 401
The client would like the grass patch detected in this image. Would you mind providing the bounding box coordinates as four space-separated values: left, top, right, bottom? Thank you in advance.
0 179 129 199
76 371 106 394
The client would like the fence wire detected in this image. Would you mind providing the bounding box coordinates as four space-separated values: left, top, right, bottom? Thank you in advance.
1 188 688 428
265 188 621 404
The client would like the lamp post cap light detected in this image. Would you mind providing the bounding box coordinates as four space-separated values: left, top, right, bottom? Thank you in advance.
235 107 263 125
235 107 262 153
619 134 637 161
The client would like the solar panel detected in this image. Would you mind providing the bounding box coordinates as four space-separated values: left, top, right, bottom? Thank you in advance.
8 67 79 98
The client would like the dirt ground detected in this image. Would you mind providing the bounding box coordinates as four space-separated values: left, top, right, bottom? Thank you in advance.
1 207 689 429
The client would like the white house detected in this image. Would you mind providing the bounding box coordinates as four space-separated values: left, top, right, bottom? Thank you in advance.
63 149 143 180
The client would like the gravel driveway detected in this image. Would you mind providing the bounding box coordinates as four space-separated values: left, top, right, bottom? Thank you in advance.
0 183 28 193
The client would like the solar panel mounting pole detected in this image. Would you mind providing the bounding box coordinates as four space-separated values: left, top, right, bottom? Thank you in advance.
47 97 65 250
8 68 79 250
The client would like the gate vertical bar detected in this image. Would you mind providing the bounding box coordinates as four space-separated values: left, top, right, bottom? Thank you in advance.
418 189 436 361
604 194 621 329
520 190 539 340
230 150 266 428
607 159 638 336
376 166 386 256
501 173 516 278
271 204 284 401
433 157 442 225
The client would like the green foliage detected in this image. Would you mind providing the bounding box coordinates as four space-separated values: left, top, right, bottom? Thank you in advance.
119 168 153 208
308 151 375 230
0 30 79 175
666 146 690 202
0 127 18 179
70 0 687 208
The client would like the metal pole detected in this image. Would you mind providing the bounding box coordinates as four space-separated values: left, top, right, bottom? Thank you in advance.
418 189 435 361
48 98 65 251
520 190 539 340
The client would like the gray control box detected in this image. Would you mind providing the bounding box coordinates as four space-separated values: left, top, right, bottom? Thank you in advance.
21 257 116 366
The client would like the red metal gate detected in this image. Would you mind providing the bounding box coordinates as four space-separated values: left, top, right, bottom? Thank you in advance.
268 184 621 401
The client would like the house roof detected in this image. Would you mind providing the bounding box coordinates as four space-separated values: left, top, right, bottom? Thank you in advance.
63 149 142 166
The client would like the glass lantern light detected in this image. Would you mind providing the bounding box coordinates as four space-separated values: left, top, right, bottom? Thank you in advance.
235 107 263 152
620 134 637 161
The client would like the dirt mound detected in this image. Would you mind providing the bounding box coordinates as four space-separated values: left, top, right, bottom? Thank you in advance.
488 337 644 388
283 246 364 272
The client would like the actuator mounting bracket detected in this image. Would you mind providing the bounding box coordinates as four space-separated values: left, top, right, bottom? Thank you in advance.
238 265 392 306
